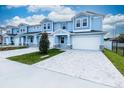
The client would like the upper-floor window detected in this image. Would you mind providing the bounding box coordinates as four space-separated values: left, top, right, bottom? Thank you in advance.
37 26 39 29
43 23 51 30
62 23 66 29
76 19 81 28
7 31 10 34
23 29 25 32
20 29 23 32
82 18 88 27
47 23 51 29
44 24 46 29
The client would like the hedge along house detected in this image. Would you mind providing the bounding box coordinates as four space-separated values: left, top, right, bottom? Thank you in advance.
2 11 106 50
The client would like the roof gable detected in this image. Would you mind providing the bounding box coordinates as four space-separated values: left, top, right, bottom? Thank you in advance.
41 18 52 23
53 29 70 35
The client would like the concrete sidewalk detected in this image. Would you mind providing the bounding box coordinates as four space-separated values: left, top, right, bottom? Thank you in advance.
0 47 38 58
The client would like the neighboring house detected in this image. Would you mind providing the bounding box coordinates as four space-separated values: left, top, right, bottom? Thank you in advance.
2 11 106 50
0 27 5 45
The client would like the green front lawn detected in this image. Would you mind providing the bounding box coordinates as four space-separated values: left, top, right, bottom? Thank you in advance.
103 49 124 76
8 49 64 65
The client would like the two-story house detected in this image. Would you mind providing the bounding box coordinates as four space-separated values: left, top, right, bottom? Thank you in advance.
2 11 106 50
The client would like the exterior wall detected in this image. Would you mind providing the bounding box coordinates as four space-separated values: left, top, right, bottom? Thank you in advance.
91 16 103 31
41 19 53 33
6 27 13 34
0 30 2 35
0 35 2 44
53 22 61 31
13 28 19 35
73 15 91 32
28 25 42 33
18 24 28 34
104 41 112 50
53 21 73 32
66 21 73 32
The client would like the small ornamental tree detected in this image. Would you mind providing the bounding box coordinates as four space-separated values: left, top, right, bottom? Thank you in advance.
39 32 49 54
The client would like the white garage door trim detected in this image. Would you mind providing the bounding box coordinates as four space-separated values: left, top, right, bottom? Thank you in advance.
72 35 101 50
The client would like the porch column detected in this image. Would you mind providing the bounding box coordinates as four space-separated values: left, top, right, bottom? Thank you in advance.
25 36 28 45
21 37 24 46
6 37 9 45
53 35 56 48
33 35 37 46
67 35 71 48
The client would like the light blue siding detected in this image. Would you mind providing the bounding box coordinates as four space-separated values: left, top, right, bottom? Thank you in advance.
18 24 28 33
12 28 19 34
73 15 91 30
91 16 103 31
41 18 53 32
6 27 13 34
53 21 73 32
53 22 61 31
28 25 42 33
66 21 73 32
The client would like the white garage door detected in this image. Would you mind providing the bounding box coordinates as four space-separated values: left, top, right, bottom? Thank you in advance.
72 35 101 50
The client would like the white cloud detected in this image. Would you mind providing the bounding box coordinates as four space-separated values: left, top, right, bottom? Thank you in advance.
103 14 124 31
4 15 45 26
103 14 124 38
48 11 75 22
103 14 124 25
27 5 58 12
47 6 76 21
27 5 76 21
103 24 114 31
6 5 24 9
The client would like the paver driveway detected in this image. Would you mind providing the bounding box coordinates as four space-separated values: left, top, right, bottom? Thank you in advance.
0 48 109 88
34 50 124 87
0 58 109 88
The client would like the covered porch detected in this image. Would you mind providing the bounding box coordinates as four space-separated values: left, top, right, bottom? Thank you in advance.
3 34 15 45
14 33 41 47
53 29 72 49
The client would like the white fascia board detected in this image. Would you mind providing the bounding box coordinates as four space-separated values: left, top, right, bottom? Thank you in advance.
73 29 91 32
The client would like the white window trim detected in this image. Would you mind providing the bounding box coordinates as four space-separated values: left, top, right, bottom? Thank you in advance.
75 18 81 28
43 22 52 30
43 23 47 30
82 17 88 28
47 22 51 30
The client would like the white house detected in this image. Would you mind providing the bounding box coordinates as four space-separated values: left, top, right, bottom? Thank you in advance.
1 11 106 50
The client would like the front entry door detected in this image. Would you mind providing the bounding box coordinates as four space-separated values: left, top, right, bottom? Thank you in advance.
60 36 66 48
28 36 34 46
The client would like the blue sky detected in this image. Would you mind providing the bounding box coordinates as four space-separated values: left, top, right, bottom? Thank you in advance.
0 5 124 24
0 5 124 38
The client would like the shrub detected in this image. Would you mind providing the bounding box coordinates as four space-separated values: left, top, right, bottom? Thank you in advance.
39 32 49 54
